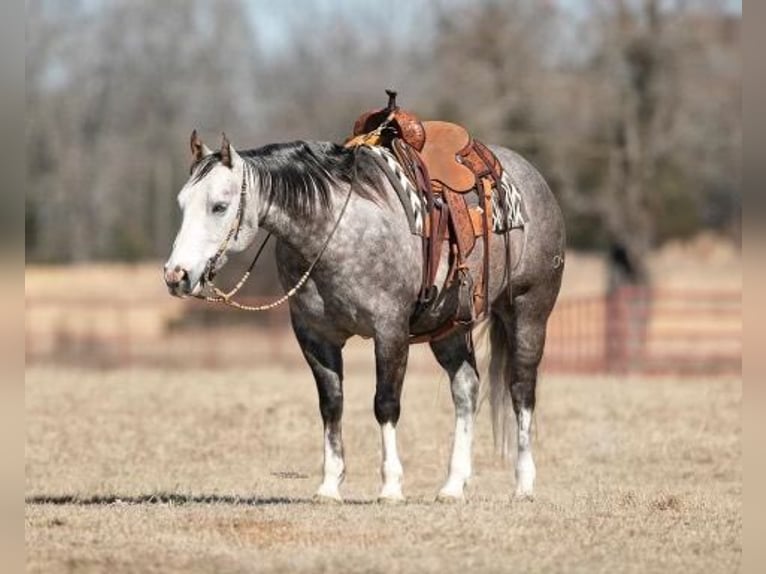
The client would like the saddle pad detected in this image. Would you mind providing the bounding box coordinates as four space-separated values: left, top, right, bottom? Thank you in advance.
493 172 527 232
362 144 526 236
362 145 426 235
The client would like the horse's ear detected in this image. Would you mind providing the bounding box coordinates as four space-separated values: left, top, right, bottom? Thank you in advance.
190 129 211 162
220 132 240 169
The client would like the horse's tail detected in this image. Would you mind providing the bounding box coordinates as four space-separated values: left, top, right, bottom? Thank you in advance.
486 312 514 459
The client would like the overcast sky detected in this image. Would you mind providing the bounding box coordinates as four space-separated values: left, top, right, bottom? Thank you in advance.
246 0 741 56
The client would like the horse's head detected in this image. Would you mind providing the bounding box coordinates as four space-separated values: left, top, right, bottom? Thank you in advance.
164 131 258 297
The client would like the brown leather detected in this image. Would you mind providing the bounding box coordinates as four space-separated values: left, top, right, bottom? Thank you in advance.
352 108 426 151
475 177 495 317
476 140 503 179
391 138 416 182
408 314 465 345
420 121 476 192
469 207 485 237
425 204 485 238
443 189 476 259
393 110 426 151
430 202 450 288
352 110 377 137
459 139 503 180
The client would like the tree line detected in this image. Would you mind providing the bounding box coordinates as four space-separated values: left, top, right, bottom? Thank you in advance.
26 0 740 286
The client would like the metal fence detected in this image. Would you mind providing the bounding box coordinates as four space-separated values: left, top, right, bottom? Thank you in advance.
26 287 741 375
543 287 741 375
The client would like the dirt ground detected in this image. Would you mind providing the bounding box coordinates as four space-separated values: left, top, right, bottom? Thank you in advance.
25 363 741 573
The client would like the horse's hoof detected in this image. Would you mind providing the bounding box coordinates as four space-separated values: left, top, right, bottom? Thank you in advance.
436 490 466 504
377 493 405 505
314 494 343 505
314 489 343 504
514 490 535 502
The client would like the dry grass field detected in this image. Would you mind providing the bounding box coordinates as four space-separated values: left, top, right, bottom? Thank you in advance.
26 360 741 573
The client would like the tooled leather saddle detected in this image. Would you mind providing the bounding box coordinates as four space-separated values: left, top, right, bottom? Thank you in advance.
345 90 519 343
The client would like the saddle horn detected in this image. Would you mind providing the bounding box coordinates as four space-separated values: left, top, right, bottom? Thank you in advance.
385 89 398 111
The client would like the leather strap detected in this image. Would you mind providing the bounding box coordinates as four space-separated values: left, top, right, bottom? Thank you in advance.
475 177 494 318
414 152 437 302
430 200 450 289
443 189 476 258
469 207 485 237
409 318 466 345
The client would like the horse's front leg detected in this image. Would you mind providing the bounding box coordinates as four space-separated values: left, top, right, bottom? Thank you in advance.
373 329 410 502
292 318 346 502
430 330 479 501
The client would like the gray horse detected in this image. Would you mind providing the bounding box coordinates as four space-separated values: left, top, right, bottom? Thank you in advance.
164 132 564 502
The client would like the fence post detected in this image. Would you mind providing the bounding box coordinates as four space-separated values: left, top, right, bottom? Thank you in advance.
605 285 652 374
605 287 627 374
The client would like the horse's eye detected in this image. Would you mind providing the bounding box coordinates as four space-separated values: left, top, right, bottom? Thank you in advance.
211 202 229 215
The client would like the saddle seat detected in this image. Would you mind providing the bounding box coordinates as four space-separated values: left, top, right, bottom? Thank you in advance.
419 121 475 192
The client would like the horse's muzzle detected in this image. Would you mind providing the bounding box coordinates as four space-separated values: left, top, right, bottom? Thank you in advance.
164 264 192 297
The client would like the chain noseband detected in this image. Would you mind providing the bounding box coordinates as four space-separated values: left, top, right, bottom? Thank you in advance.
196 148 360 312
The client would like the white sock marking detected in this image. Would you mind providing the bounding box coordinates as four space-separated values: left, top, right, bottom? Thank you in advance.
316 426 344 500
439 414 473 499
515 407 536 497
379 422 404 500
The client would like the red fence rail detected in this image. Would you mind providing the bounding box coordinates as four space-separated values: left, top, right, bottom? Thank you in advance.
543 287 741 375
26 287 741 375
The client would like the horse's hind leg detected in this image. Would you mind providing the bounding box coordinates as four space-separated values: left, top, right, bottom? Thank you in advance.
291 317 346 502
496 292 550 499
430 330 479 501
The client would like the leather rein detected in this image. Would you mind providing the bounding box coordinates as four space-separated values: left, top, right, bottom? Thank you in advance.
195 148 360 312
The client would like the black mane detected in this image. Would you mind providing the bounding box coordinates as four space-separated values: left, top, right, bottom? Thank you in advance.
191 141 382 218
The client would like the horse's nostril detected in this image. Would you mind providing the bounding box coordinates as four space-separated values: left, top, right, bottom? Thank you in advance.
164 265 189 288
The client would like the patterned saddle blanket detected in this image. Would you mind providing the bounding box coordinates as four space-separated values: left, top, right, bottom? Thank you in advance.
362 144 526 237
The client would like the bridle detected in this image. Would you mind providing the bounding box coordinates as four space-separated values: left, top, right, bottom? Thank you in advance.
201 171 248 287
195 147 360 312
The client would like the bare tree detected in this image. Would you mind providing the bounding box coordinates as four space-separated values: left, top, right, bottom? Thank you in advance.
26 0 740 270
27 0 258 262
550 0 740 285
426 0 556 157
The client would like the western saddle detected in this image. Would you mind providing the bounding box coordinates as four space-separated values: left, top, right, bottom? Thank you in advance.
345 90 509 343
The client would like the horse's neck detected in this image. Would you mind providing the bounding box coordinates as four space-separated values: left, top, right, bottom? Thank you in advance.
257 187 345 258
